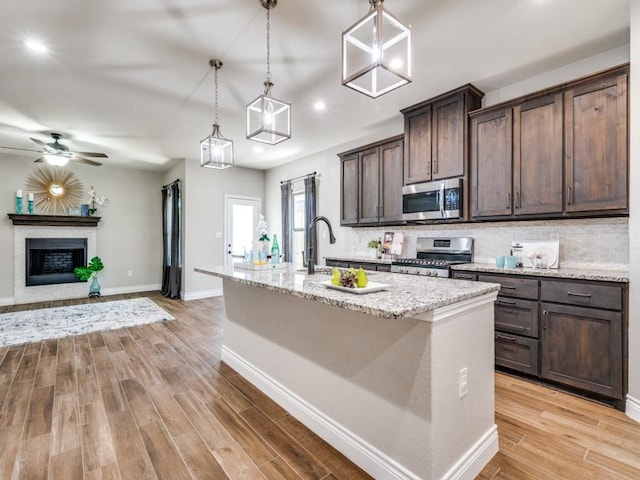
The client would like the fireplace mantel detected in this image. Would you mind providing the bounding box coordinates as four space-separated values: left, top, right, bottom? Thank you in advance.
7 214 101 227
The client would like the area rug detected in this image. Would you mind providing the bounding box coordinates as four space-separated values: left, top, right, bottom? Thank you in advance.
0 297 174 348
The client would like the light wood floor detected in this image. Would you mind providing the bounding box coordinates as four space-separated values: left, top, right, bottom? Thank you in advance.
0 293 638 479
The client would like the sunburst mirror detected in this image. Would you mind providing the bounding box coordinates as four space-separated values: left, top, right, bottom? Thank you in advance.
25 166 84 214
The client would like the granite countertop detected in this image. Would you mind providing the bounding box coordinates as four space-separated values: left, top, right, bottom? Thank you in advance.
324 255 393 265
451 263 629 283
195 264 499 320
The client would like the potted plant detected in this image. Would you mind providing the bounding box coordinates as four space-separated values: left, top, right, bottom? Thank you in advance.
74 256 104 298
367 239 381 259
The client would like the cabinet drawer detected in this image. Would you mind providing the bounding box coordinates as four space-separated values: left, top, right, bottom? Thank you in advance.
541 280 622 310
478 274 538 299
495 297 539 338
325 260 349 268
495 333 539 376
376 264 391 272
452 271 477 281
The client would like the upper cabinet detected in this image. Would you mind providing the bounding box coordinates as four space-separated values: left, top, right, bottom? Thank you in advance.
340 136 404 226
565 72 628 213
471 64 629 220
401 85 484 185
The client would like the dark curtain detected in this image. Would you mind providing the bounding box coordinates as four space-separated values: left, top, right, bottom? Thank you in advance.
280 182 293 262
161 180 182 299
304 175 317 265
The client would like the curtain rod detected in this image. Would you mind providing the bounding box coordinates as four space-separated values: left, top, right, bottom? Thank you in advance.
280 171 317 184
162 179 181 189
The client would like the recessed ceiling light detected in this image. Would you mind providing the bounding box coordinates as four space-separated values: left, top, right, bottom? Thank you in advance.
314 101 326 111
253 146 264 154
23 39 49 54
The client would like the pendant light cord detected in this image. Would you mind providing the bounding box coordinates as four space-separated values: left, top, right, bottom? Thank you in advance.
214 63 220 125
263 3 273 95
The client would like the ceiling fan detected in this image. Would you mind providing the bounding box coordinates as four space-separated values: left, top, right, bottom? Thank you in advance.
0 132 107 166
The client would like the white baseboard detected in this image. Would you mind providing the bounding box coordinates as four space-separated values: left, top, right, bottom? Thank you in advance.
222 346 497 480
626 394 640 424
0 297 14 306
101 283 162 296
442 426 499 480
183 289 223 301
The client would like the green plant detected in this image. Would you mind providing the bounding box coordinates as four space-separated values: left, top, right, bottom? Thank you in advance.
367 239 381 249
74 256 104 281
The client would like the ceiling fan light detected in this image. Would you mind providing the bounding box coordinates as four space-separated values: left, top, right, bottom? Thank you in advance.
342 0 412 98
43 153 70 167
201 125 234 169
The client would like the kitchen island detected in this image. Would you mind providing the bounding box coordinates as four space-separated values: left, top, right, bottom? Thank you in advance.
196 265 500 480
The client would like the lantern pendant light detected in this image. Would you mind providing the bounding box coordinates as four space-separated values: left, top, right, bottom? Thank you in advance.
342 0 412 98
246 0 291 145
201 59 234 169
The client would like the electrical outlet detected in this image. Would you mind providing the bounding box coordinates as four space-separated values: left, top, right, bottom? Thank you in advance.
215 231 222 238
127 270 133 277
459 367 468 398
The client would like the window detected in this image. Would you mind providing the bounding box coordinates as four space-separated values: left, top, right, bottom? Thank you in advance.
293 191 306 267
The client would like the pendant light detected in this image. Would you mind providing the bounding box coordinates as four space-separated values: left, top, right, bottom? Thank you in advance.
201 59 234 169
246 0 291 145
342 0 412 98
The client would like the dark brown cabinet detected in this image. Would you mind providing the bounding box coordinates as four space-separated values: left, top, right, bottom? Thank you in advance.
401 85 483 185
339 136 403 226
455 269 627 409
340 154 358 226
565 71 628 214
540 303 623 400
470 108 513 218
471 64 629 221
325 259 390 272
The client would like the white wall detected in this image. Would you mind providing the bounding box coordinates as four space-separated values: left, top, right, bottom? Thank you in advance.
182 159 264 300
627 0 640 423
0 156 163 304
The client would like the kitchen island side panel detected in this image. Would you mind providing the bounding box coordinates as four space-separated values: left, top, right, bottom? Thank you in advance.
221 279 497 480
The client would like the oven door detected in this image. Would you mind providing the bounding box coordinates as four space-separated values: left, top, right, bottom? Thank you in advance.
402 178 462 221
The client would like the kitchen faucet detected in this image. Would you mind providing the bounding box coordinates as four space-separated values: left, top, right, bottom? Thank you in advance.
307 216 336 274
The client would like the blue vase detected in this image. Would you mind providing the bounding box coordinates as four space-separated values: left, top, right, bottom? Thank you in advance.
89 275 101 298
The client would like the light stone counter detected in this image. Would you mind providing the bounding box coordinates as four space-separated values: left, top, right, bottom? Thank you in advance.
195 264 499 320
451 263 629 283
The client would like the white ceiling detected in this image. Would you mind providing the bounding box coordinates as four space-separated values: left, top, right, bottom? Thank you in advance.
0 0 630 171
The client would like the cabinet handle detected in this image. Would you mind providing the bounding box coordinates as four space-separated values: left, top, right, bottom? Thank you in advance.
497 333 517 342
567 187 573 205
506 193 511 209
433 159 438 175
567 291 592 298
501 285 517 290
496 299 517 305
457 274 474 280
516 192 521 209
543 310 547 330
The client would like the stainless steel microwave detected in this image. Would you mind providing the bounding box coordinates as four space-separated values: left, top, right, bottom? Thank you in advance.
402 178 462 221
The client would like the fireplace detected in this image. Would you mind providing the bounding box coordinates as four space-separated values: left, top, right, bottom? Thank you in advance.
25 238 87 286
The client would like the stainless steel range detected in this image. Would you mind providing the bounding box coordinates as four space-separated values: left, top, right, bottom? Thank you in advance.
391 237 473 277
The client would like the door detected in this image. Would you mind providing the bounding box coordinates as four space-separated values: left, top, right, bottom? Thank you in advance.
403 105 432 185
359 147 381 224
432 93 464 180
224 195 261 267
379 139 404 223
471 108 513 218
564 73 628 213
340 154 359 225
513 94 563 215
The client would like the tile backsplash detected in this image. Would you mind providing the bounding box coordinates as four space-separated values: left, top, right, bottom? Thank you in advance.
351 217 628 270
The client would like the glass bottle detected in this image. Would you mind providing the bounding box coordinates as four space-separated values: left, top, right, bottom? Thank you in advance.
271 234 280 264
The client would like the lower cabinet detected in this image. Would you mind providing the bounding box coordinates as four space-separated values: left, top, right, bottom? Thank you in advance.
540 302 623 400
454 270 627 409
325 259 390 272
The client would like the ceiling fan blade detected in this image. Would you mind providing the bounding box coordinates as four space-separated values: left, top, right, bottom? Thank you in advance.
74 151 108 158
30 137 47 147
71 156 103 166
0 146 42 153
